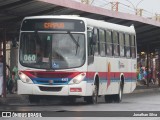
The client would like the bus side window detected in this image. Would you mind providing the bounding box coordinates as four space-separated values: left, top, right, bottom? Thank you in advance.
112 31 119 57
106 30 112 56
119 33 125 57
125 34 131 58
99 29 106 57
131 35 136 58
94 28 99 56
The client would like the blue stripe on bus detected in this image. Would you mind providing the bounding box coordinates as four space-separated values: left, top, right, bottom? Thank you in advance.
31 77 72 85
31 77 137 85
85 77 137 83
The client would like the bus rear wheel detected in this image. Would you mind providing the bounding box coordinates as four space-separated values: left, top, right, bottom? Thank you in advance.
114 83 123 103
85 84 98 104
105 82 123 103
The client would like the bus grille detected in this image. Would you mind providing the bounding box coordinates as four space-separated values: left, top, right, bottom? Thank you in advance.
34 80 68 85
39 86 62 92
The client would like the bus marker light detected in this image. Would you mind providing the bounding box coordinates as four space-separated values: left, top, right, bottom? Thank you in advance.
70 88 82 92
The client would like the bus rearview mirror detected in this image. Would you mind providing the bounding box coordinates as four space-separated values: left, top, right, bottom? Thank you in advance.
92 34 97 45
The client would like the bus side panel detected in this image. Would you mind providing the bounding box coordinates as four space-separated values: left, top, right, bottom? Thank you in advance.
131 59 137 92
105 58 120 95
87 56 108 96
87 56 135 95
122 59 132 94
94 56 108 95
87 56 122 96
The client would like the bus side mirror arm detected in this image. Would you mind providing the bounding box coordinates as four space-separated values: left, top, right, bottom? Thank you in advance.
88 34 97 56
92 34 97 45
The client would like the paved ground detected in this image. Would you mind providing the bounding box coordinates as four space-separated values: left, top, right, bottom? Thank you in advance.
0 81 160 105
0 83 160 119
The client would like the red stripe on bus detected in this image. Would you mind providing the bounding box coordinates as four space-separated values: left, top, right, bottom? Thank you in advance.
20 70 137 79
20 71 82 78
86 72 137 78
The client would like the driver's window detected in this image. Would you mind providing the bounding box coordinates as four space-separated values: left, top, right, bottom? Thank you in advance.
20 33 36 55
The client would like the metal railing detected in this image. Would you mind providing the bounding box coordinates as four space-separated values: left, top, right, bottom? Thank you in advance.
74 0 160 22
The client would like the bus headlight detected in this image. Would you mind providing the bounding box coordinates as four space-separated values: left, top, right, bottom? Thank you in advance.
69 73 86 84
19 72 33 84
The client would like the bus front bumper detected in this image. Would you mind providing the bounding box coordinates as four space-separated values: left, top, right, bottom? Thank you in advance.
17 80 92 96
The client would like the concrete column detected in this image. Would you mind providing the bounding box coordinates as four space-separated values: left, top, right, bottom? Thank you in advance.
146 44 149 87
3 28 6 97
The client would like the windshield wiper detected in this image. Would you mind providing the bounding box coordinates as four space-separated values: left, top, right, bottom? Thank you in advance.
76 36 80 55
67 31 80 55
67 31 80 48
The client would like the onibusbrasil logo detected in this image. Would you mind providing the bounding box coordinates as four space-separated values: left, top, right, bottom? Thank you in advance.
2 112 42 117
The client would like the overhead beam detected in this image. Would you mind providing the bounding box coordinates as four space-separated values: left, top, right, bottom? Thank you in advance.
137 31 160 41
136 25 155 33
138 35 160 44
137 40 160 52
0 6 65 27
117 20 134 26
106 18 124 23
29 6 65 15
37 0 160 27
137 27 159 35
0 10 22 17
80 13 103 19
0 0 33 11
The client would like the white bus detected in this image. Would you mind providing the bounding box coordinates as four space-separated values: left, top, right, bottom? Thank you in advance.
18 15 137 104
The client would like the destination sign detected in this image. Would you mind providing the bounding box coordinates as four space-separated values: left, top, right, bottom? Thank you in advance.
21 19 85 32
43 22 64 29
37 22 74 30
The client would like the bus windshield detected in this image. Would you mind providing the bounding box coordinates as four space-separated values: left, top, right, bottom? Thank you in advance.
19 32 85 69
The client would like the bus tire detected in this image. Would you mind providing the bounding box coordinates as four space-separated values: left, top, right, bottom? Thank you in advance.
29 95 40 103
114 83 123 103
104 95 114 103
85 83 98 104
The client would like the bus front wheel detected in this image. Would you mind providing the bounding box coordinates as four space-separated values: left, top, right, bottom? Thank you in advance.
85 84 98 104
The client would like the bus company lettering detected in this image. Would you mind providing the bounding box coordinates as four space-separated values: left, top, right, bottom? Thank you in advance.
119 61 125 68
44 22 64 29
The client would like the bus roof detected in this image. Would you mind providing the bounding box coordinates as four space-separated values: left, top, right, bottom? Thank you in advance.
85 18 135 34
23 15 135 34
